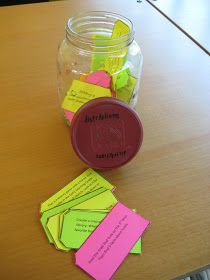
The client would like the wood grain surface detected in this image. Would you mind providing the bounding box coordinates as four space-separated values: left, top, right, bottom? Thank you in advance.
0 1 210 280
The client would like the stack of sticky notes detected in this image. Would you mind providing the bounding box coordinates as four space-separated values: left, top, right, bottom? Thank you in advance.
62 19 138 124
40 169 150 279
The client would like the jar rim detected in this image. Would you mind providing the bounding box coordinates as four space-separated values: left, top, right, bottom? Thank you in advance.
66 11 134 50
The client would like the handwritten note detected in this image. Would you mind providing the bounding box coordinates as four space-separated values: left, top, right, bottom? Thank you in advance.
91 21 130 75
72 190 118 211
41 187 108 243
91 34 110 72
46 190 118 251
62 80 111 113
61 210 108 249
102 20 130 75
40 168 114 213
60 208 142 254
75 202 150 280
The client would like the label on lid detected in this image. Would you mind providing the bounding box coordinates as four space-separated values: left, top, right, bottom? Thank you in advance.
70 97 143 169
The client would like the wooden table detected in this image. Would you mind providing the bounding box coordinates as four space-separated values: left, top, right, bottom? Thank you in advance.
147 0 210 55
0 1 210 279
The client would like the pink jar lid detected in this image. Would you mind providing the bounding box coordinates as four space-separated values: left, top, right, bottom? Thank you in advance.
70 97 143 169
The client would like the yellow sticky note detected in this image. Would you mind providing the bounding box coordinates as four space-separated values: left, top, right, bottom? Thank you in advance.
47 190 117 252
72 190 118 211
46 214 70 252
60 190 117 237
62 80 111 113
91 21 130 75
41 188 108 243
40 168 114 213
91 34 111 72
104 55 126 76
112 20 130 38
102 20 130 75
116 75 137 104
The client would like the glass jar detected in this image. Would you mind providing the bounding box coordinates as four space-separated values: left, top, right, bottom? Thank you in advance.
57 11 143 125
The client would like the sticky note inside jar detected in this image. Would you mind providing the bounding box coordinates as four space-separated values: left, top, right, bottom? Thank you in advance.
103 20 130 75
91 34 111 72
91 20 130 75
112 20 130 38
85 70 111 88
116 75 137 104
112 68 130 90
62 80 112 113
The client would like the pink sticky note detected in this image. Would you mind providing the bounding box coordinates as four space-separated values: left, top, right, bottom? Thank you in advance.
75 202 150 280
86 70 111 88
64 109 74 122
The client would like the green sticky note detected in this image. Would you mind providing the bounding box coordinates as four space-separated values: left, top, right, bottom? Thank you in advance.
60 209 142 254
91 34 127 75
112 68 130 90
40 168 114 213
40 187 107 243
130 238 142 254
116 75 137 104
62 80 111 113
116 69 129 90
46 190 118 251
91 53 110 73
46 214 70 252
60 210 108 249
103 53 127 76
72 190 118 211
91 34 110 72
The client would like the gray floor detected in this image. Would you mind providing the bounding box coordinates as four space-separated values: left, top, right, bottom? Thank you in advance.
173 266 210 280
182 269 210 280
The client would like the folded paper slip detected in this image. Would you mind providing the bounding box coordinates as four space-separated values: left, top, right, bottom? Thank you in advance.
60 209 142 254
75 202 150 280
40 168 114 213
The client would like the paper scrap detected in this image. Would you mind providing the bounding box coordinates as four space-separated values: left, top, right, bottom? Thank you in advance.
112 20 130 39
103 54 127 76
62 80 111 113
75 202 150 279
91 34 111 72
41 188 109 243
46 214 70 252
47 190 117 251
59 189 118 239
64 110 74 123
85 71 111 88
72 190 118 211
60 208 142 254
91 27 129 75
101 20 130 75
116 75 137 104
130 238 142 254
113 68 130 90
40 168 114 213
61 210 108 249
